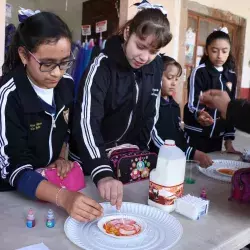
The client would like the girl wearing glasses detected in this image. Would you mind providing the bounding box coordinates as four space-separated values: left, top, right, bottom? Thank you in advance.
0 11 103 222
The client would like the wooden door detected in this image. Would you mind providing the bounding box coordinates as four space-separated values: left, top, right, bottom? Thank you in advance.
82 0 119 42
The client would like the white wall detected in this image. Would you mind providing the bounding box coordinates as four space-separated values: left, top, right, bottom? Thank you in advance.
36 0 88 41
189 0 250 88
6 0 37 26
0 0 6 76
124 0 183 102
125 0 180 58
5 0 87 41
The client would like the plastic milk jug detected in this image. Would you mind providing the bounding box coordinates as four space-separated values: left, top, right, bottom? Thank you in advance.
148 140 186 212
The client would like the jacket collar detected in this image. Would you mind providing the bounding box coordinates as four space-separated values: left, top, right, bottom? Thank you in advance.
205 60 230 79
160 96 179 107
12 65 70 114
104 35 155 76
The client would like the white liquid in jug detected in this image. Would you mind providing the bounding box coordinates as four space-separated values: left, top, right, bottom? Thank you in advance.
148 140 186 212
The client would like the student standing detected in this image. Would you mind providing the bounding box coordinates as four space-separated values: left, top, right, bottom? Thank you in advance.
184 28 239 153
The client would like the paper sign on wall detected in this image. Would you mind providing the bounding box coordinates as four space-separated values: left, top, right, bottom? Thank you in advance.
6 3 12 18
82 25 91 36
96 20 107 33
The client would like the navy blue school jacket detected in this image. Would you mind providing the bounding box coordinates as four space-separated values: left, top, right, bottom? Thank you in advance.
150 96 196 159
0 65 74 195
184 60 236 140
69 35 164 184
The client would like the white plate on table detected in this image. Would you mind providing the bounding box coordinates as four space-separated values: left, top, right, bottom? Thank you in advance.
64 202 183 250
198 160 250 182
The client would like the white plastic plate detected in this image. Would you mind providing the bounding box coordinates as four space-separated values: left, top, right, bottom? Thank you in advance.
64 202 183 250
199 159 250 182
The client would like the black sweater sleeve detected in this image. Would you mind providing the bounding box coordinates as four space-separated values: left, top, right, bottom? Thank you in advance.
70 54 114 185
226 99 250 134
223 73 237 140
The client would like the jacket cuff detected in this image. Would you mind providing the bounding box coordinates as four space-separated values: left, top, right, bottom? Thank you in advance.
92 165 115 185
185 146 195 160
223 133 235 140
87 158 115 185
17 170 46 199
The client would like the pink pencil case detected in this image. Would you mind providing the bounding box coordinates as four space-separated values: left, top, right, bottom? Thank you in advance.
36 161 85 191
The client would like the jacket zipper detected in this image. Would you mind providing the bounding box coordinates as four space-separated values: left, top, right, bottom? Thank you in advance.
45 106 65 165
116 75 139 144
210 74 223 138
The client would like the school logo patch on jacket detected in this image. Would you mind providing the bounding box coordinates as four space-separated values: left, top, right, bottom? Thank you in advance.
63 109 69 124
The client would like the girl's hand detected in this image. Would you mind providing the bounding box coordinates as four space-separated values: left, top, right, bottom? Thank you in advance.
97 177 123 210
193 150 213 168
60 190 103 222
48 158 74 179
197 110 214 126
200 90 230 119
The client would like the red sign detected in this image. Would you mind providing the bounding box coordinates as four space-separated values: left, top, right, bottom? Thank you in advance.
82 25 91 36
96 20 107 33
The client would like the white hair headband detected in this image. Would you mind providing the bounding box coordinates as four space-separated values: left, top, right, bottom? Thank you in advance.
213 27 229 34
18 7 41 23
133 0 167 16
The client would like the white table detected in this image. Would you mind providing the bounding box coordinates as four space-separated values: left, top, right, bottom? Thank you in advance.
1 151 250 250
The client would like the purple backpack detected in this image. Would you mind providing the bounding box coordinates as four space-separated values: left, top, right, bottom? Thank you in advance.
229 168 250 202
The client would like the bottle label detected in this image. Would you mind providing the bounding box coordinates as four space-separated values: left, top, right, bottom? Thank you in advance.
46 219 55 228
149 181 184 205
26 220 34 228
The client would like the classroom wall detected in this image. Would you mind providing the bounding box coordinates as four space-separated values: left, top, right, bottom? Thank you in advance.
36 0 89 41
0 0 6 76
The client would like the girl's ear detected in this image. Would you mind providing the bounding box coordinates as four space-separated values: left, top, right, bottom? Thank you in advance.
18 47 28 66
123 26 130 42
205 48 208 56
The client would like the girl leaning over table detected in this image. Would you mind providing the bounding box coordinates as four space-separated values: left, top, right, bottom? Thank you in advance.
0 9 103 222
69 3 172 209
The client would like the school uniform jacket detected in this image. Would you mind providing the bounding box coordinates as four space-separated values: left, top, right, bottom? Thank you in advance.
184 60 237 140
150 96 195 160
69 35 164 185
0 65 74 195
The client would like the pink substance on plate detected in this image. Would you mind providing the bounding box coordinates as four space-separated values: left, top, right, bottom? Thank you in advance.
103 218 141 237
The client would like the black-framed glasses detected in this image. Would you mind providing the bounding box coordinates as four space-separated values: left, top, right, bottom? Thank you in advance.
28 51 75 72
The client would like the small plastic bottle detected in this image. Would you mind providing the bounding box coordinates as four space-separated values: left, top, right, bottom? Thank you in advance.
26 208 36 228
200 188 207 200
46 209 55 228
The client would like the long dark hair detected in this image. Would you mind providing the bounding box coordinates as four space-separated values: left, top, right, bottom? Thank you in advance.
200 30 235 70
3 12 72 75
161 55 182 77
117 9 172 50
